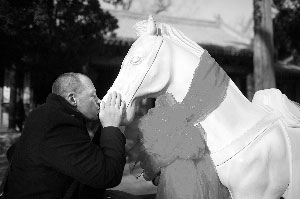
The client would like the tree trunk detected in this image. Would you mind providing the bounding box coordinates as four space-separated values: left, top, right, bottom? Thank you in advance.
253 0 276 92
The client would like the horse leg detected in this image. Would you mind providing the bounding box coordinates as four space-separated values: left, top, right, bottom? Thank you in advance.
217 121 290 199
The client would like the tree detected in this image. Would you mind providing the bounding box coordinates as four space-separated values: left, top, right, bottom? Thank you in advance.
0 0 118 127
102 0 133 9
273 0 300 64
29 0 118 103
1 0 118 100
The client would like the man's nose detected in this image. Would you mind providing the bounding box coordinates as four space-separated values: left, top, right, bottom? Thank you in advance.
96 98 101 108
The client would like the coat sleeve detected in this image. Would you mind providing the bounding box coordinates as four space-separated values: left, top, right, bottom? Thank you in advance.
40 124 126 189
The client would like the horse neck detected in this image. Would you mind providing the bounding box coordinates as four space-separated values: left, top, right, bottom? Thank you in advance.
165 41 201 103
160 41 269 152
200 80 269 153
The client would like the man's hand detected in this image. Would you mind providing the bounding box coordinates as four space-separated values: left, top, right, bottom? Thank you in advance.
99 91 125 128
152 172 161 186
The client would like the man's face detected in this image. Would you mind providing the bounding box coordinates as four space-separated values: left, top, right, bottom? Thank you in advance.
75 76 100 121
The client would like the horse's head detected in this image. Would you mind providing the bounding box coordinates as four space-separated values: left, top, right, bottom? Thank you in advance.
103 16 204 124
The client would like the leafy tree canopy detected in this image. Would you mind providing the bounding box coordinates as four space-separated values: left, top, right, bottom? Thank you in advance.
0 0 118 103
273 0 300 63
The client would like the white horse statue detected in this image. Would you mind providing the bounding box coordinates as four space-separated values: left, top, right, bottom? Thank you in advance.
103 16 300 199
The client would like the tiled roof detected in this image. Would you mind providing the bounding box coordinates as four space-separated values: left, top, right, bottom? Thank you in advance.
105 9 252 51
100 1 300 75
103 36 252 57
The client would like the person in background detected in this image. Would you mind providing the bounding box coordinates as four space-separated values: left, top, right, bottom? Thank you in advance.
15 93 25 132
5 72 126 199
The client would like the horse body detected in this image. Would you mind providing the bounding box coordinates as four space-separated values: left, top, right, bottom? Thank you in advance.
103 16 300 198
215 118 290 198
200 83 268 152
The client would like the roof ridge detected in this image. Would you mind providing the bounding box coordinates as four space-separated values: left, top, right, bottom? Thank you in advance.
106 9 220 28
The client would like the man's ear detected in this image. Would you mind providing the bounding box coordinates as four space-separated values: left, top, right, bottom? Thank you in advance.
67 93 77 107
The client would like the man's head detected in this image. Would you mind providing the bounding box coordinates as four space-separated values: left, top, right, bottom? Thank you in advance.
52 72 100 120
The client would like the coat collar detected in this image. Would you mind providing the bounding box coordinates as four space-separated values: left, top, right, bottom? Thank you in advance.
46 93 85 122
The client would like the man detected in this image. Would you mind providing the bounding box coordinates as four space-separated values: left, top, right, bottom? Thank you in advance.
5 72 126 199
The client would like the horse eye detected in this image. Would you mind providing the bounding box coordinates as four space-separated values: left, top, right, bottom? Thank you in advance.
130 55 143 65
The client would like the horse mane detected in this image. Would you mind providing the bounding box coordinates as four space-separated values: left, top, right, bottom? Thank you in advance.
132 17 204 58
159 23 204 58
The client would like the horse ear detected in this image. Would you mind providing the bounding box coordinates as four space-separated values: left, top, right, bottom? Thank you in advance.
133 15 157 37
147 15 157 35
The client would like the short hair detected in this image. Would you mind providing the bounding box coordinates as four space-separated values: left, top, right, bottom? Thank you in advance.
52 72 85 98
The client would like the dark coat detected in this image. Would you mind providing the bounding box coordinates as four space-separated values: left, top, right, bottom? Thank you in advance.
6 94 126 199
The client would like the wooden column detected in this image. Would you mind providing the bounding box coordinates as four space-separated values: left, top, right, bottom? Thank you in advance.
253 0 276 91
246 73 255 101
23 72 33 116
